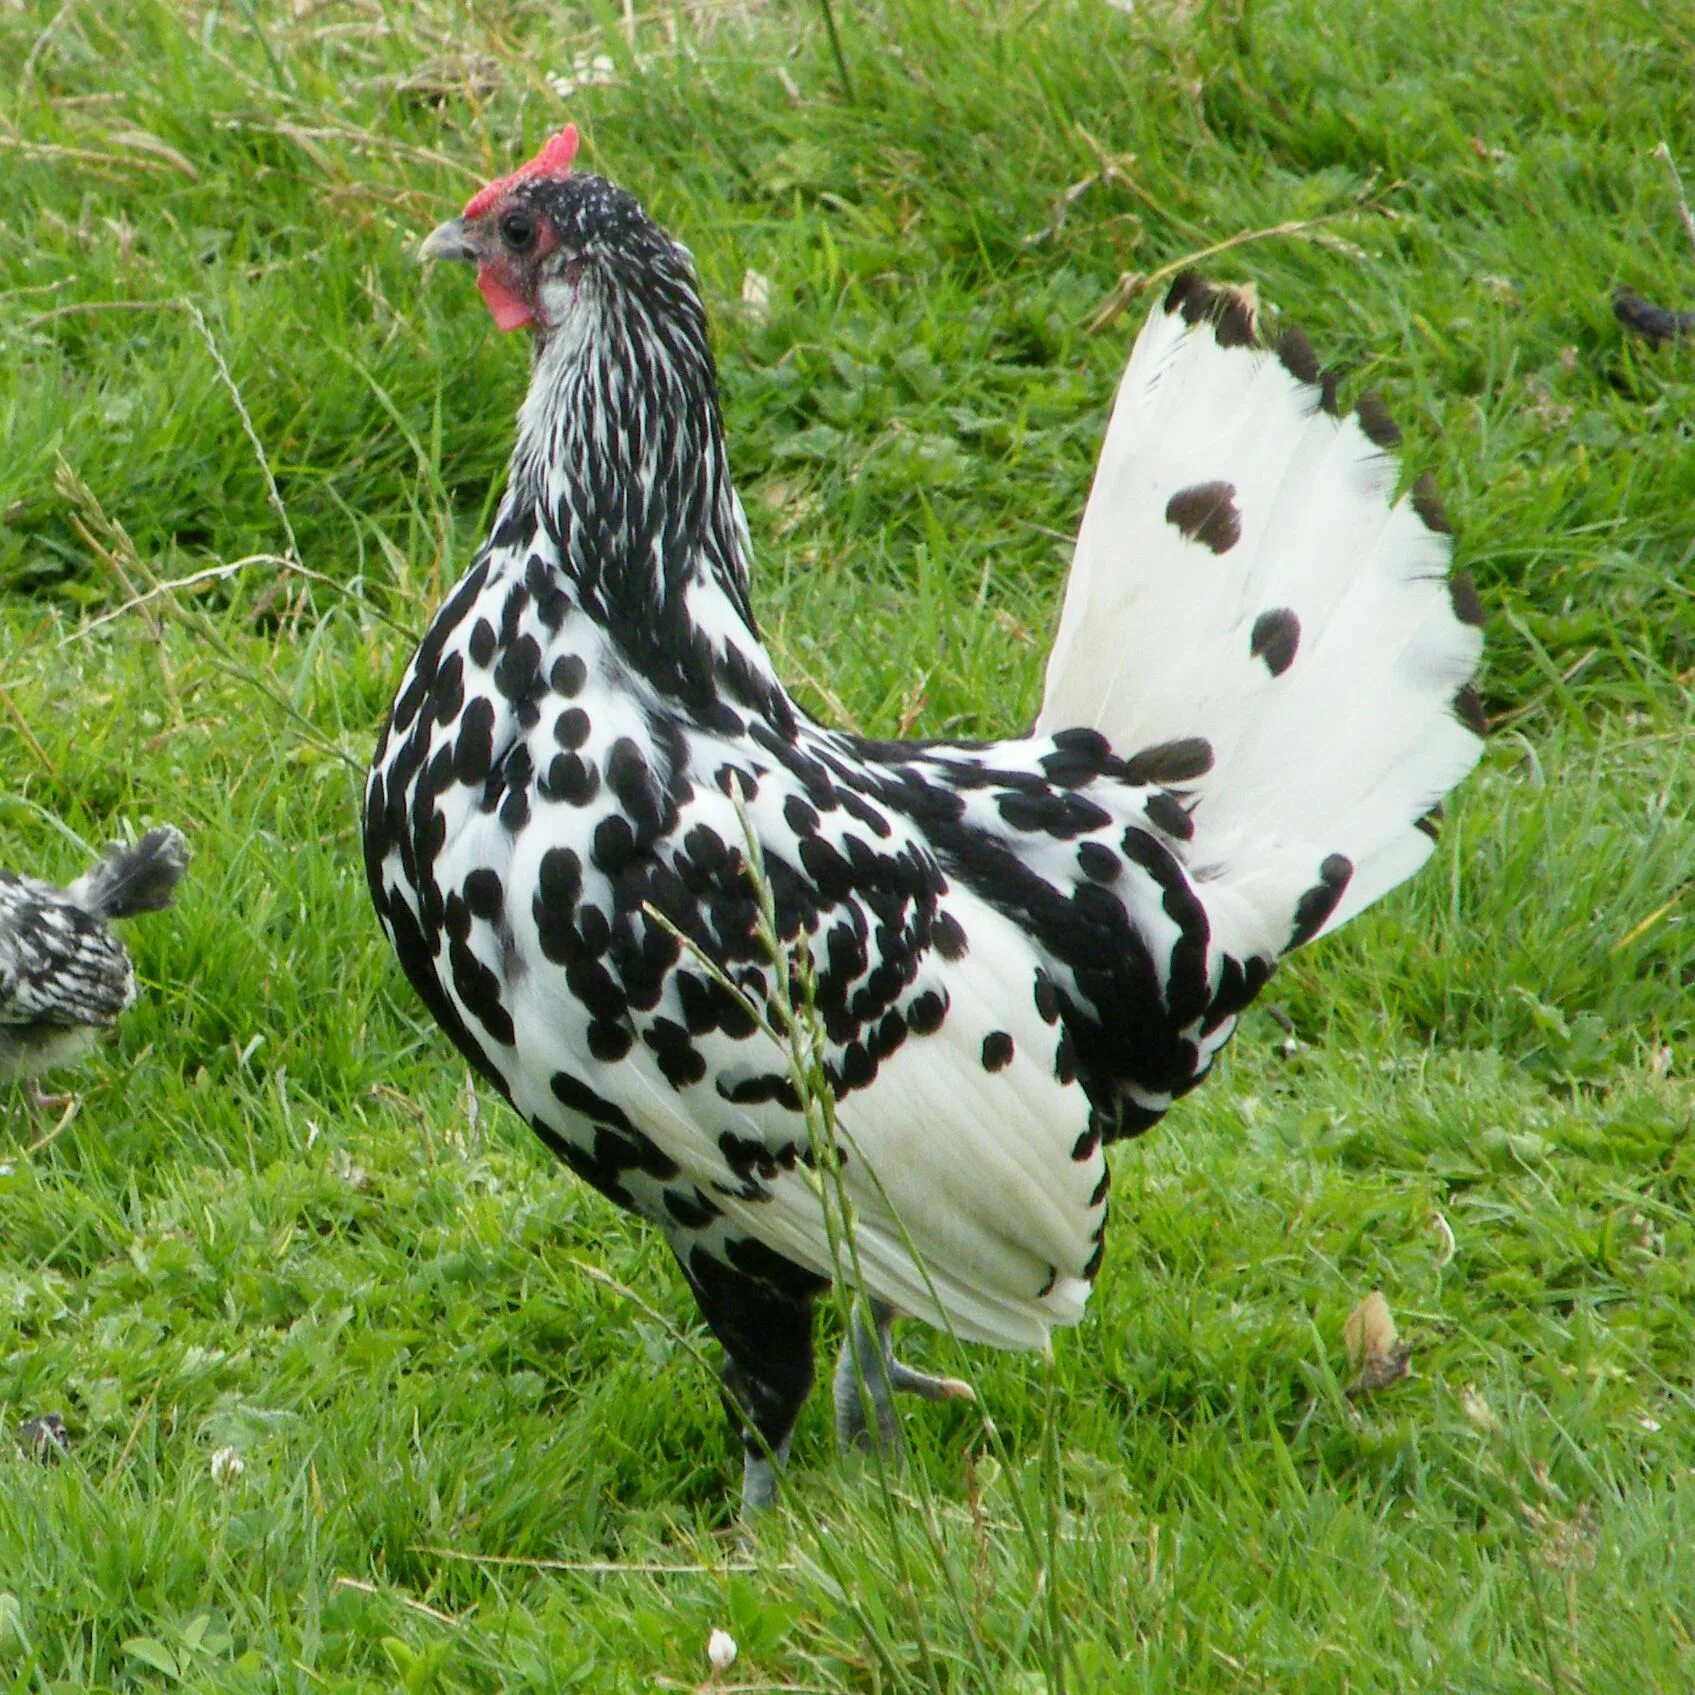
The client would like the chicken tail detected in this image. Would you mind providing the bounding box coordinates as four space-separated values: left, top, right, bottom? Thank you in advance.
71 826 190 920
1037 273 1485 967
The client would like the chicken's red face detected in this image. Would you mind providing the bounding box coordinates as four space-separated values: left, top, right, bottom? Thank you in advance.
421 127 707 390
419 127 582 334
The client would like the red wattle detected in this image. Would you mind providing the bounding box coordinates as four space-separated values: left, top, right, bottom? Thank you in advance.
477 267 535 333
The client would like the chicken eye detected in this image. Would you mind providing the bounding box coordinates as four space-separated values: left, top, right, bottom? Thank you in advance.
500 209 537 253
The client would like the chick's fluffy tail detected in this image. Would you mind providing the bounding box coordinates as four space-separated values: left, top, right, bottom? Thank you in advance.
71 826 190 921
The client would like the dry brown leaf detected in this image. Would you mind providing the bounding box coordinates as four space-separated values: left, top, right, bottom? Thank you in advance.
740 268 774 323
1459 1383 1499 1434
1343 1289 1412 1394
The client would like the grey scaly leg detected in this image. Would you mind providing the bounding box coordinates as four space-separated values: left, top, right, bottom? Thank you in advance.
833 1298 974 1456
740 1434 792 1515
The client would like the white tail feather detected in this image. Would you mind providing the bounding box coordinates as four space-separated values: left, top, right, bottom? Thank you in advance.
1038 276 1483 963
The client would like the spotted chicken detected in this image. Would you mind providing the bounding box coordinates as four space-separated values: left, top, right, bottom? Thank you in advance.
364 127 1485 1510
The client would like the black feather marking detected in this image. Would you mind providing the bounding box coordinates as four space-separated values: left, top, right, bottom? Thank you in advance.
907 988 947 1036
664 1186 721 1230
1211 291 1258 349
1076 841 1120 883
1163 271 1257 347
1288 853 1354 950
463 868 503 921
1411 473 1452 534
930 910 968 960
1249 608 1300 677
1274 325 1321 386
1143 791 1194 842
1123 737 1214 786
1452 682 1488 736
1354 391 1402 449
1163 270 1211 322
1164 481 1241 554
1449 571 1485 628
550 653 587 695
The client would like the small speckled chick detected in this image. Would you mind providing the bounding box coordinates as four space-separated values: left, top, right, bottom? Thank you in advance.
0 826 188 1099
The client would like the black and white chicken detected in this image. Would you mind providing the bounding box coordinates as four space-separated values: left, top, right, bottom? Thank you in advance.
1 826 189 1105
364 128 1485 1509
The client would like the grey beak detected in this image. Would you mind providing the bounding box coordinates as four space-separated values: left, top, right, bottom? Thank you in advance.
419 217 478 263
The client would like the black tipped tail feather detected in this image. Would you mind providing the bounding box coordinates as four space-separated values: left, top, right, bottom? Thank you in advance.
1040 271 1485 987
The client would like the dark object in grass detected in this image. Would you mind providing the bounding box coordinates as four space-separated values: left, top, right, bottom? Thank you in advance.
0 827 189 1107
15 1413 69 1463
366 127 1486 1516
1613 288 1695 345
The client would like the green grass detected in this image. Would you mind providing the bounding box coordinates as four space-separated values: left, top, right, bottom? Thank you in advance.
2 0 1694 1688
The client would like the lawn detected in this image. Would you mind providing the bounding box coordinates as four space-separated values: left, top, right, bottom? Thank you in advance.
2 0 1693 1688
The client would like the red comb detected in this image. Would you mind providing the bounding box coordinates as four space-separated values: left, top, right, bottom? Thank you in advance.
463 125 580 220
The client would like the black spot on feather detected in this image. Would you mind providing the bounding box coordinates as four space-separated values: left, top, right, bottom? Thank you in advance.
1144 791 1194 842
664 1187 720 1230
1054 1030 1078 1086
981 1031 1014 1072
1164 271 1257 347
1076 841 1120 882
553 708 590 750
1449 571 1485 628
1452 682 1488 736
587 1019 633 1061
548 655 584 697
907 989 947 1036
452 698 495 785
1165 481 1241 554
1211 292 1257 348
930 910 968 960
592 814 636 873
549 1069 637 1138
1250 609 1300 677
1123 737 1214 787
1411 473 1451 534
1354 391 1402 449
449 940 512 1045
1288 853 1354 950
463 868 503 922
430 653 465 724
1274 325 1321 386
494 634 541 702
1164 270 1211 322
